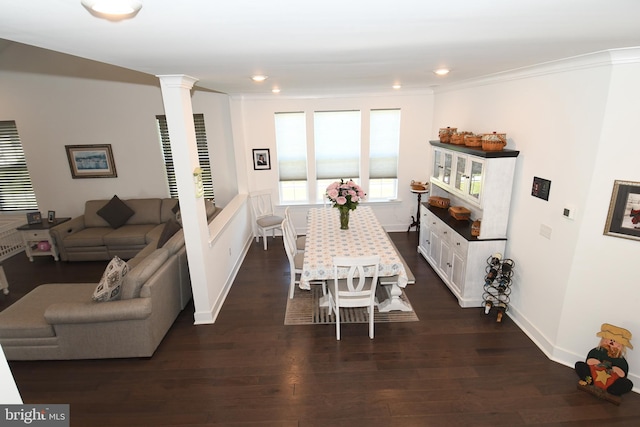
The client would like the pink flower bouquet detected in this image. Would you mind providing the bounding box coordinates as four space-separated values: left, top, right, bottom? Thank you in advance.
326 179 366 211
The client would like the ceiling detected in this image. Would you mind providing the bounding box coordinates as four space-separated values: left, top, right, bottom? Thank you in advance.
1 0 640 97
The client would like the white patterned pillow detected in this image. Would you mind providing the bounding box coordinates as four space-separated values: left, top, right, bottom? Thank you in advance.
92 256 129 302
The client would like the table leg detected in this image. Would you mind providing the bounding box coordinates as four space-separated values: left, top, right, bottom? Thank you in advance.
0 266 9 295
377 284 412 312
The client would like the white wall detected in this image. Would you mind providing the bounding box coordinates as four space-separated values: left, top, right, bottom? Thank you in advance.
0 42 238 216
432 49 640 387
229 93 435 231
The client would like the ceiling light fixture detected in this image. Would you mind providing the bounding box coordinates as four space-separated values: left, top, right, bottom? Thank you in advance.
81 0 142 20
251 75 268 82
433 68 450 76
392 84 402 90
272 88 281 94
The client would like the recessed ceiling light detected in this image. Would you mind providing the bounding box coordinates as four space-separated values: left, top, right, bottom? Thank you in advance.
251 75 268 82
81 0 142 20
272 88 281 93
392 84 402 90
433 68 450 76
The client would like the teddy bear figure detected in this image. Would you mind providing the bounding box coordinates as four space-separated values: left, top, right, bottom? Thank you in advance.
575 323 633 399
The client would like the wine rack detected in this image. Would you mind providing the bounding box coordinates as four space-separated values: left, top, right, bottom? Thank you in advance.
482 253 515 322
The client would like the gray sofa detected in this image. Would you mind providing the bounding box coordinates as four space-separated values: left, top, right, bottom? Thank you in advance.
0 199 221 360
50 197 182 262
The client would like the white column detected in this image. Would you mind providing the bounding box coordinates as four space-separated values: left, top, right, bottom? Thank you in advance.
156 75 211 319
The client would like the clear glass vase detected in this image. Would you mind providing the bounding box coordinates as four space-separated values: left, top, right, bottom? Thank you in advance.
339 207 350 230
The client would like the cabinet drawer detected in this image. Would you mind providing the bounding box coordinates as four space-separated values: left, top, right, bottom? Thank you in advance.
23 230 51 240
450 232 468 254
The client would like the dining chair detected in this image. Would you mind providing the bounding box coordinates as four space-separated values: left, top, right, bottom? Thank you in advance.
327 255 381 340
249 190 284 250
283 206 306 253
282 218 325 299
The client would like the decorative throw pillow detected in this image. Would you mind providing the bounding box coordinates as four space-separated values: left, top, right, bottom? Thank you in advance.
92 256 129 302
157 218 182 248
97 195 134 228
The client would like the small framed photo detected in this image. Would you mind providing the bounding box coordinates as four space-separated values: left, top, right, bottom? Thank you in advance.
604 180 640 241
252 149 271 170
26 211 42 225
65 144 117 178
47 210 56 223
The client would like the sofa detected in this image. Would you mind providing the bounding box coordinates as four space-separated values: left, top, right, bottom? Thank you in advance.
0 198 221 360
50 196 190 262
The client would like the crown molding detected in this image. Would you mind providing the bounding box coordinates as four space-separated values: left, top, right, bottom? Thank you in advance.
433 47 640 94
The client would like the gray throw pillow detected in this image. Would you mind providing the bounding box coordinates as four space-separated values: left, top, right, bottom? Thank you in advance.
97 195 134 228
157 218 182 248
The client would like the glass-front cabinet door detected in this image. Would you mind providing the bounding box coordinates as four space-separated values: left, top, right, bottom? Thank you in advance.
442 151 453 185
454 155 468 194
468 158 484 201
432 148 443 181
432 148 453 185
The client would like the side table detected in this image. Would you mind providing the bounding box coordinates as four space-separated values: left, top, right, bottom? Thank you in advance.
18 218 70 261
407 189 429 232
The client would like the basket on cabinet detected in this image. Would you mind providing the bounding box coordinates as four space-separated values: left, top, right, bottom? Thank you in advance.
482 132 507 151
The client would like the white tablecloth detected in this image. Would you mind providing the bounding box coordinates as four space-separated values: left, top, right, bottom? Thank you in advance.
300 206 409 289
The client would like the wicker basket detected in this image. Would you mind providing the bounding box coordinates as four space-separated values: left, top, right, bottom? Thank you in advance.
450 133 468 145
471 220 481 237
464 134 482 147
428 196 450 209
410 180 428 191
482 132 507 151
448 206 471 221
438 127 457 143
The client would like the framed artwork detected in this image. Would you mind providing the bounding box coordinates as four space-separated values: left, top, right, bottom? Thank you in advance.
65 144 117 178
26 211 42 225
604 180 640 241
252 149 271 170
47 210 56 223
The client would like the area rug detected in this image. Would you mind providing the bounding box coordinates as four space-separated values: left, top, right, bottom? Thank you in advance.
284 285 419 325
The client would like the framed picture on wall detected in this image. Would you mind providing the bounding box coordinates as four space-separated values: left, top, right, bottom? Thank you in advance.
65 144 117 178
604 180 640 241
253 148 271 170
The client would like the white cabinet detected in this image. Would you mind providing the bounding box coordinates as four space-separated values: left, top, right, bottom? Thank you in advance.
418 204 507 307
418 141 519 308
428 141 518 240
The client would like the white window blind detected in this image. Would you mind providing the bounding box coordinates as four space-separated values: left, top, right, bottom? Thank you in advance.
0 120 38 211
314 110 361 180
156 114 215 201
275 112 307 181
369 109 400 179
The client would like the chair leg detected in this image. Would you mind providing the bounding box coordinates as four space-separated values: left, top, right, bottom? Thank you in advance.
335 304 341 340
262 230 268 250
289 277 296 299
369 303 375 339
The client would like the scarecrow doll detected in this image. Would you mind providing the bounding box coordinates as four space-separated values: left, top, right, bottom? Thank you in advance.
575 323 634 403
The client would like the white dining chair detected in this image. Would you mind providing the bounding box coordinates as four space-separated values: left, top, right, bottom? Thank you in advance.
249 190 284 250
283 206 306 253
327 255 380 340
282 218 326 299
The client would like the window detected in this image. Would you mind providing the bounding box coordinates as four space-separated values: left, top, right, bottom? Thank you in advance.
0 120 37 211
368 109 400 200
275 112 308 203
156 113 215 201
273 109 400 204
314 110 361 202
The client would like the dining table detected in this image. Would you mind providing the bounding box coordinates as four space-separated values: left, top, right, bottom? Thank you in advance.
300 206 412 312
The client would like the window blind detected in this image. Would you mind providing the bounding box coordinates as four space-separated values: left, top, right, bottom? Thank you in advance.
156 114 215 201
314 110 361 180
0 120 38 211
275 112 307 181
369 109 400 179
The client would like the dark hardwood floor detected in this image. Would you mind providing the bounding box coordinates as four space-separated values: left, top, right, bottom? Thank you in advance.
3 232 640 426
